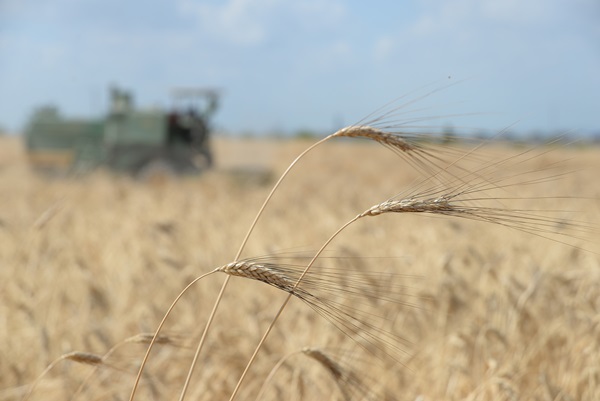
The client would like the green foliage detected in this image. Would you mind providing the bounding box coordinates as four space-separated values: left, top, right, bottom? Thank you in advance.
294 129 319 140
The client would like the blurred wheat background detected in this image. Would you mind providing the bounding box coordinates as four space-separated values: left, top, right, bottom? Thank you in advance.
1 136 599 401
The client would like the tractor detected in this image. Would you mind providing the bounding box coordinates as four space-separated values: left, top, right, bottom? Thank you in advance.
25 86 219 176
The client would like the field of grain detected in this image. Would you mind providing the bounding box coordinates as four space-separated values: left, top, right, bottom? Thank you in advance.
1 135 599 401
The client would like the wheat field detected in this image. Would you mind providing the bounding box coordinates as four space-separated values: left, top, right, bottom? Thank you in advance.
1 134 599 401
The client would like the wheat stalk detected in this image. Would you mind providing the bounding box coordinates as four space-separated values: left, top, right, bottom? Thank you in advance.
134 128 462 401
22 352 104 401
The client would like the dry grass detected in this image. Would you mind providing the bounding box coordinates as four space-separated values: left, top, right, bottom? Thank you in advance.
1 132 599 401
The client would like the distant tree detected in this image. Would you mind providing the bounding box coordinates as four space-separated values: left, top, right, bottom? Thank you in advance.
294 129 319 140
441 125 455 144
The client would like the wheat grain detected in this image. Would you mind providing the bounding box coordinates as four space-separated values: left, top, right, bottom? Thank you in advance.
216 261 296 293
301 348 344 381
332 125 416 152
300 347 387 401
62 351 103 366
125 333 175 346
361 196 455 216
331 124 472 181
22 352 104 401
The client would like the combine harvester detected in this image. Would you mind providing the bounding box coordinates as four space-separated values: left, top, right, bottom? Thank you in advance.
25 87 219 176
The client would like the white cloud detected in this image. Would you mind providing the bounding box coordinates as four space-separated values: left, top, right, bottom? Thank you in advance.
411 0 576 35
315 40 353 70
178 0 346 46
394 0 593 65
179 0 275 45
291 0 345 27
373 36 395 63
480 0 562 24
39 43 67 67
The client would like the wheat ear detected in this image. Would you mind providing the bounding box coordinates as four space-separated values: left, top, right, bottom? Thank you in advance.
227 216 361 401
216 261 297 292
301 348 363 401
22 352 103 401
360 141 599 250
333 125 415 151
254 347 366 401
70 333 179 401
128 270 216 401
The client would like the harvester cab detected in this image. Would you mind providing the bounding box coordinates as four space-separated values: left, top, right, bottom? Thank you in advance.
166 88 220 166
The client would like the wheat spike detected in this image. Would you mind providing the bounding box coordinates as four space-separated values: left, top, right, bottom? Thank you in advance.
215 256 415 367
126 333 174 345
301 347 381 401
63 351 103 366
332 125 416 153
301 348 344 381
22 351 104 401
216 261 296 293
361 196 455 217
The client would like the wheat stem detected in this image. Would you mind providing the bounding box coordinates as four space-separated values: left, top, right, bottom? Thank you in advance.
254 350 302 401
70 334 178 401
176 136 333 401
227 215 361 401
22 352 103 401
128 270 216 401
254 347 354 401
176 272 230 401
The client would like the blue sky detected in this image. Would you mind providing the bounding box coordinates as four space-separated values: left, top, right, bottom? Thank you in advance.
1 0 599 136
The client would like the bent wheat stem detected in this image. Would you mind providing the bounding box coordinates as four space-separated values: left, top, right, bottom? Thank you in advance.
255 347 364 401
128 270 215 401
23 352 103 401
175 136 330 401
254 349 302 401
227 216 361 401
179 125 446 401
135 126 428 401
71 333 178 400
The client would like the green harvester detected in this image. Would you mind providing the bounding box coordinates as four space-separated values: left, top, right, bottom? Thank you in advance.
25 86 219 176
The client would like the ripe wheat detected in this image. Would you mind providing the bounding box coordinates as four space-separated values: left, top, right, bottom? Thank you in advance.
17 84 597 401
